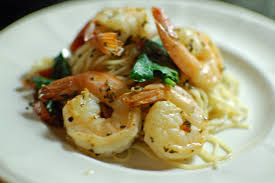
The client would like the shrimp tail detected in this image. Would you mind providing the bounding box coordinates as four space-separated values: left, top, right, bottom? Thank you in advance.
152 7 177 39
39 76 80 101
122 89 166 107
95 32 124 56
39 71 127 104
70 19 124 57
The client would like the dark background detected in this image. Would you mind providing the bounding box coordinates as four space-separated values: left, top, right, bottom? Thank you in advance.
0 0 274 31
0 0 67 30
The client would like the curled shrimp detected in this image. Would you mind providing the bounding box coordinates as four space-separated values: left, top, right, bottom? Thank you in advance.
39 71 126 104
39 71 141 156
63 89 141 156
123 84 208 160
152 7 224 90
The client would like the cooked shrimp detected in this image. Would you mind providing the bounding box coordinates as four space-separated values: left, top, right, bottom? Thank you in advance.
39 71 126 104
94 7 154 42
70 7 154 55
70 19 124 56
123 84 208 160
63 89 141 156
152 7 224 90
39 71 141 156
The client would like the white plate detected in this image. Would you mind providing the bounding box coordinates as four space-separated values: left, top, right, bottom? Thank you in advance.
1 0 275 182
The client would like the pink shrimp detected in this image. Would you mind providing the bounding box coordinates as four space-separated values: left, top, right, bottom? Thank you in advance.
39 71 127 105
122 83 208 160
152 7 224 90
39 71 142 157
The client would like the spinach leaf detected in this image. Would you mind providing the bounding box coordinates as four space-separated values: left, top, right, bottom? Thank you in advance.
52 49 71 79
152 63 179 86
143 39 169 57
142 38 177 70
130 53 154 82
32 76 55 90
130 53 179 86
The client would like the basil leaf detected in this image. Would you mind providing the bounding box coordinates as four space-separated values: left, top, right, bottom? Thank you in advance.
152 63 179 86
130 53 154 82
163 78 177 87
143 38 169 56
142 38 178 70
32 76 54 90
52 49 71 79
130 53 179 86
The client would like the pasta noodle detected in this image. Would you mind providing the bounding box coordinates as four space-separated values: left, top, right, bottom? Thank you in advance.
68 43 140 84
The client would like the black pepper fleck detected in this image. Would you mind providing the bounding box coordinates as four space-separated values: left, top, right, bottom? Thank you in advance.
150 137 154 143
163 147 169 152
106 87 111 92
68 116 74 122
120 125 126 129
169 149 178 153
187 43 193 52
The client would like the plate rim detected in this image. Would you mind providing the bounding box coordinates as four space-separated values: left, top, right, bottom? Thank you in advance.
1 0 275 182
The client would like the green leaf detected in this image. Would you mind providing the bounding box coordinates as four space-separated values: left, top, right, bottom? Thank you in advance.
32 76 55 90
142 38 169 56
142 38 178 70
130 53 179 86
152 62 179 84
30 49 71 113
163 78 176 87
52 49 71 79
130 53 154 82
